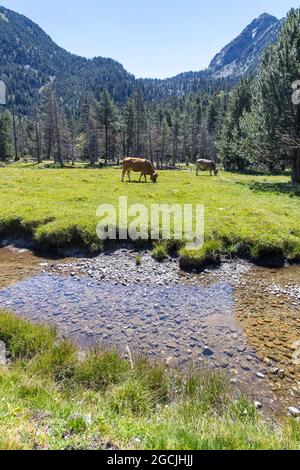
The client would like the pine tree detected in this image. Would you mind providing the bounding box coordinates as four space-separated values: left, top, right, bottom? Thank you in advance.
243 8 300 181
34 113 42 163
10 95 19 161
172 109 181 167
80 94 98 165
124 98 135 156
65 107 76 165
133 89 146 156
53 94 64 167
217 78 252 170
161 116 170 168
0 110 12 161
98 89 117 166
206 98 218 134
40 85 55 161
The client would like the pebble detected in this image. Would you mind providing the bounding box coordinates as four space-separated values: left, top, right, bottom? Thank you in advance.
240 362 250 371
288 407 300 418
256 372 266 379
203 347 214 357
254 401 262 409
263 357 272 367
220 361 229 369
166 356 178 368
225 350 235 357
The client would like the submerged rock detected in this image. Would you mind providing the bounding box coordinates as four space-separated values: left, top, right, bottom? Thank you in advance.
203 347 214 357
288 407 300 418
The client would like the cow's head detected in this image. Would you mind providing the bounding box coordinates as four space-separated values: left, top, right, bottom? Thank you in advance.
151 173 158 183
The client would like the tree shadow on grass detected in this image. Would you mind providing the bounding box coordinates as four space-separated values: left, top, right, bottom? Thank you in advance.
249 182 300 198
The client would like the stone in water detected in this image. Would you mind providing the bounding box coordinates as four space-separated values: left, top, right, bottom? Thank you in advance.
203 347 214 357
288 407 300 418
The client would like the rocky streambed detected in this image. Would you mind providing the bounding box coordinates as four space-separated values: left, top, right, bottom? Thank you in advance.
0 244 299 417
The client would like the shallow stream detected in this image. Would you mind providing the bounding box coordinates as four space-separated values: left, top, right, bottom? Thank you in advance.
0 244 299 415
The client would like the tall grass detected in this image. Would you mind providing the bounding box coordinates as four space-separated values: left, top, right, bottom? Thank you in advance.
0 311 55 359
0 310 299 450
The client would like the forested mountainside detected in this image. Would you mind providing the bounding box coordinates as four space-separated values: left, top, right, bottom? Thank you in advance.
0 6 282 114
1 5 299 182
0 6 136 113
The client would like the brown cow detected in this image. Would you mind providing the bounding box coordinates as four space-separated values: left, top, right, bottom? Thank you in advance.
196 159 219 176
122 158 158 183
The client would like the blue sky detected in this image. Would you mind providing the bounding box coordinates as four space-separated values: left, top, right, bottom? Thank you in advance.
1 0 299 78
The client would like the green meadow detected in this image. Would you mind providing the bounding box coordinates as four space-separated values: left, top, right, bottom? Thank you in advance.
0 164 299 265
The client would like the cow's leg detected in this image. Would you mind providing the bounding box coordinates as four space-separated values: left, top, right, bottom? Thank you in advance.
196 166 199 176
144 174 147 182
121 169 126 182
139 173 143 182
127 170 131 181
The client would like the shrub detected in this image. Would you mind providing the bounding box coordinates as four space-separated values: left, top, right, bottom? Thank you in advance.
250 243 285 267
75 350 131 391
67 414 89 434
135 358 169 404
183 368 231 413
0 311 55 359
152 243 168 261
179 240 222 272
110 380 152 416
229 397 257 422
35 341 77 382
166 239 184 255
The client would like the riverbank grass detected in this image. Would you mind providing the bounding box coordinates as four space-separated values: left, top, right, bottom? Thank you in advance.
0 166 299 265
0 310 300 450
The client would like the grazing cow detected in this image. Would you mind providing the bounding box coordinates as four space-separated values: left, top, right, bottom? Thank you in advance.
196 159 219 176
122 158 158 183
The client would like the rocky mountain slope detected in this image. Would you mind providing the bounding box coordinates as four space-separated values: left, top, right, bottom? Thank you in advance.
208 13 283 78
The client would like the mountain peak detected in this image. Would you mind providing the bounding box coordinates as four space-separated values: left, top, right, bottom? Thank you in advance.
257 12 278 21
208 13 283 78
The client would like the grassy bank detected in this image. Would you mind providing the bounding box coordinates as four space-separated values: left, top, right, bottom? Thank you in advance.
0 165 300 266
0 310 299 450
